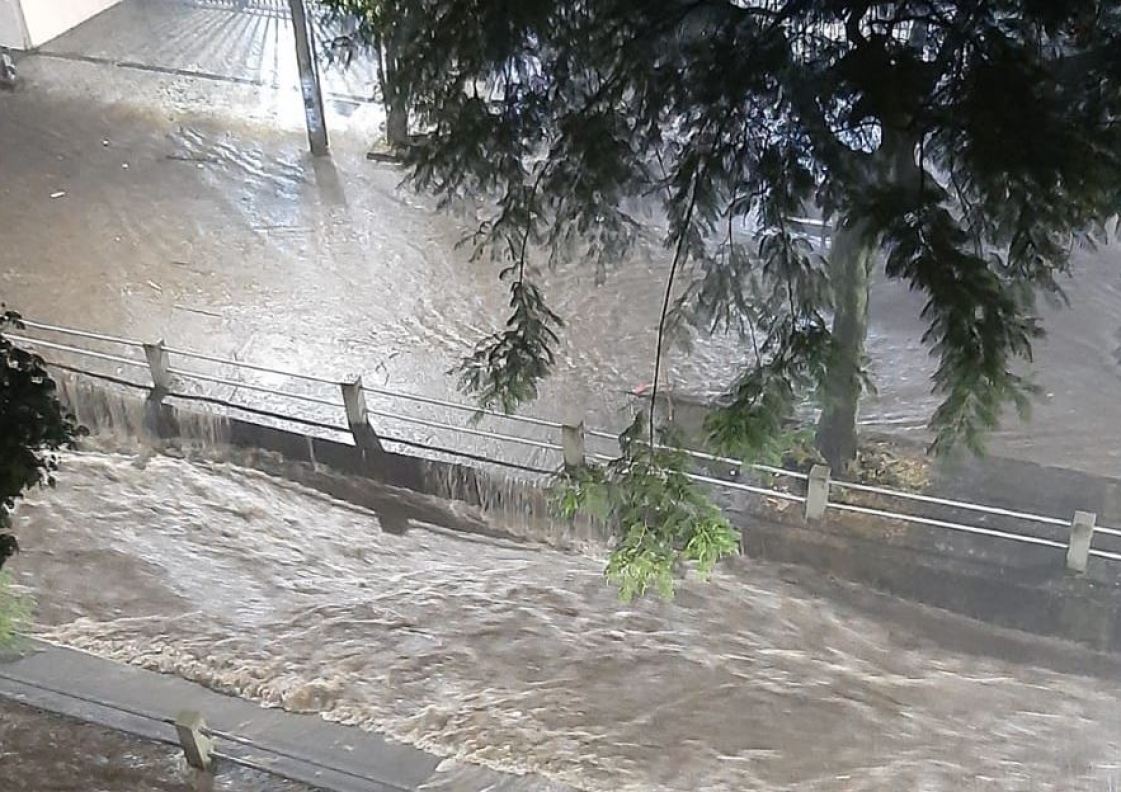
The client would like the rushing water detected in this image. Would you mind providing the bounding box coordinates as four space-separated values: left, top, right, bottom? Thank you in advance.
8 447 1121 792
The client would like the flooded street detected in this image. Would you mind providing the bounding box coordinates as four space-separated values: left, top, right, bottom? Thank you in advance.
7 449 1121 791
2 2 1121 474
4 5 1121 790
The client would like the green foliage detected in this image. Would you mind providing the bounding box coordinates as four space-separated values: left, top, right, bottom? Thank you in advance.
388 0 1121 458
751 426 821 473
0 572 31 648
706 320 831 457
1 309 83 568
318 0 383 50
376 0 1121 593
457 266 562 413
554 417 740 601
319 0 414 145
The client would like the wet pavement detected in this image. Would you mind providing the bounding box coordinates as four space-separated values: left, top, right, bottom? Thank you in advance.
2 638 572 791
39 0 379 102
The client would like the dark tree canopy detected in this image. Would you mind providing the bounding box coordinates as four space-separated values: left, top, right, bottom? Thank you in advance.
391 0 1121 461
0 310 82 569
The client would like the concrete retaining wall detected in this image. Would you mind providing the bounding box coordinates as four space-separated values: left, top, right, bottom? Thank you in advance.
734 506 1121 653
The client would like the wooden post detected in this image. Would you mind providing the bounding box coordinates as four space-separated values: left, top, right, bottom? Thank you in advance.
340 377 383 453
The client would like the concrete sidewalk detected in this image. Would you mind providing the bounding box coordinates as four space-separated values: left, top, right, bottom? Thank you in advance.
0 640 574 792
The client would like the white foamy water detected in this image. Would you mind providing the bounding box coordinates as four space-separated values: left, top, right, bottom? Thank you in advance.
9 450 1121 791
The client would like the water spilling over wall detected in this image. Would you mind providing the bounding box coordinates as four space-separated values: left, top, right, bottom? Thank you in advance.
55 372 231 454
52 370 607 553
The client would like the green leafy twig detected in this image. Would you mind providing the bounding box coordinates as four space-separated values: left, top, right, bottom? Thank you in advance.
456 267 563 414
553 416 740 601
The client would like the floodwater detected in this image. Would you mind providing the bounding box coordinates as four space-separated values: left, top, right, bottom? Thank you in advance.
2 0 1121 476
9 448 1121 791
3 11 1121 787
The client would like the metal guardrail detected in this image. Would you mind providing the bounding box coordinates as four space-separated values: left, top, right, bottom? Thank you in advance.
8 318 1121 571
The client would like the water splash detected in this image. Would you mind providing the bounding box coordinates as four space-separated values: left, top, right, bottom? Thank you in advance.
52 370 605 551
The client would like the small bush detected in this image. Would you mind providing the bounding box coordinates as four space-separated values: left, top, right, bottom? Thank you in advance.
0 572 32 648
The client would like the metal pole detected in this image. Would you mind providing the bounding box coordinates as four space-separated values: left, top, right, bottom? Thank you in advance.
287 0 329 156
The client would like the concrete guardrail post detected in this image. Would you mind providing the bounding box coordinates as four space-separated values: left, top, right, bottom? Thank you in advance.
142 339 172 396
561 422 586 469
1066 510 1096 573
805 464 830 521
340 376 384 454
174 710 214 771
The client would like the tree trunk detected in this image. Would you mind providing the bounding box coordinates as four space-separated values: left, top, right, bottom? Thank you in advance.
815 219 876 472
386 92 409 148
380 30 409 149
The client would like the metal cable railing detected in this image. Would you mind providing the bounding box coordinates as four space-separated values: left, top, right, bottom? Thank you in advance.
827 501 1069 550
688 471 807 502
365 407 563 453
165 346 339 386
828 478 1071 528
166 366 344 408
9 318 1121 569
588 452 807 503
673 447 810 481
584 426 810 481
7 321 814 480
167 388 351 435
361 383 564 430
16 319 143 348
6 334 148 369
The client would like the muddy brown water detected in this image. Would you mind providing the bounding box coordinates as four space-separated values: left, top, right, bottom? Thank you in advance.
5 448 1121 791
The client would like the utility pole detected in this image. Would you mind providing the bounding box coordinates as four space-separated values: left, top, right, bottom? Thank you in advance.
288 0 329 156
